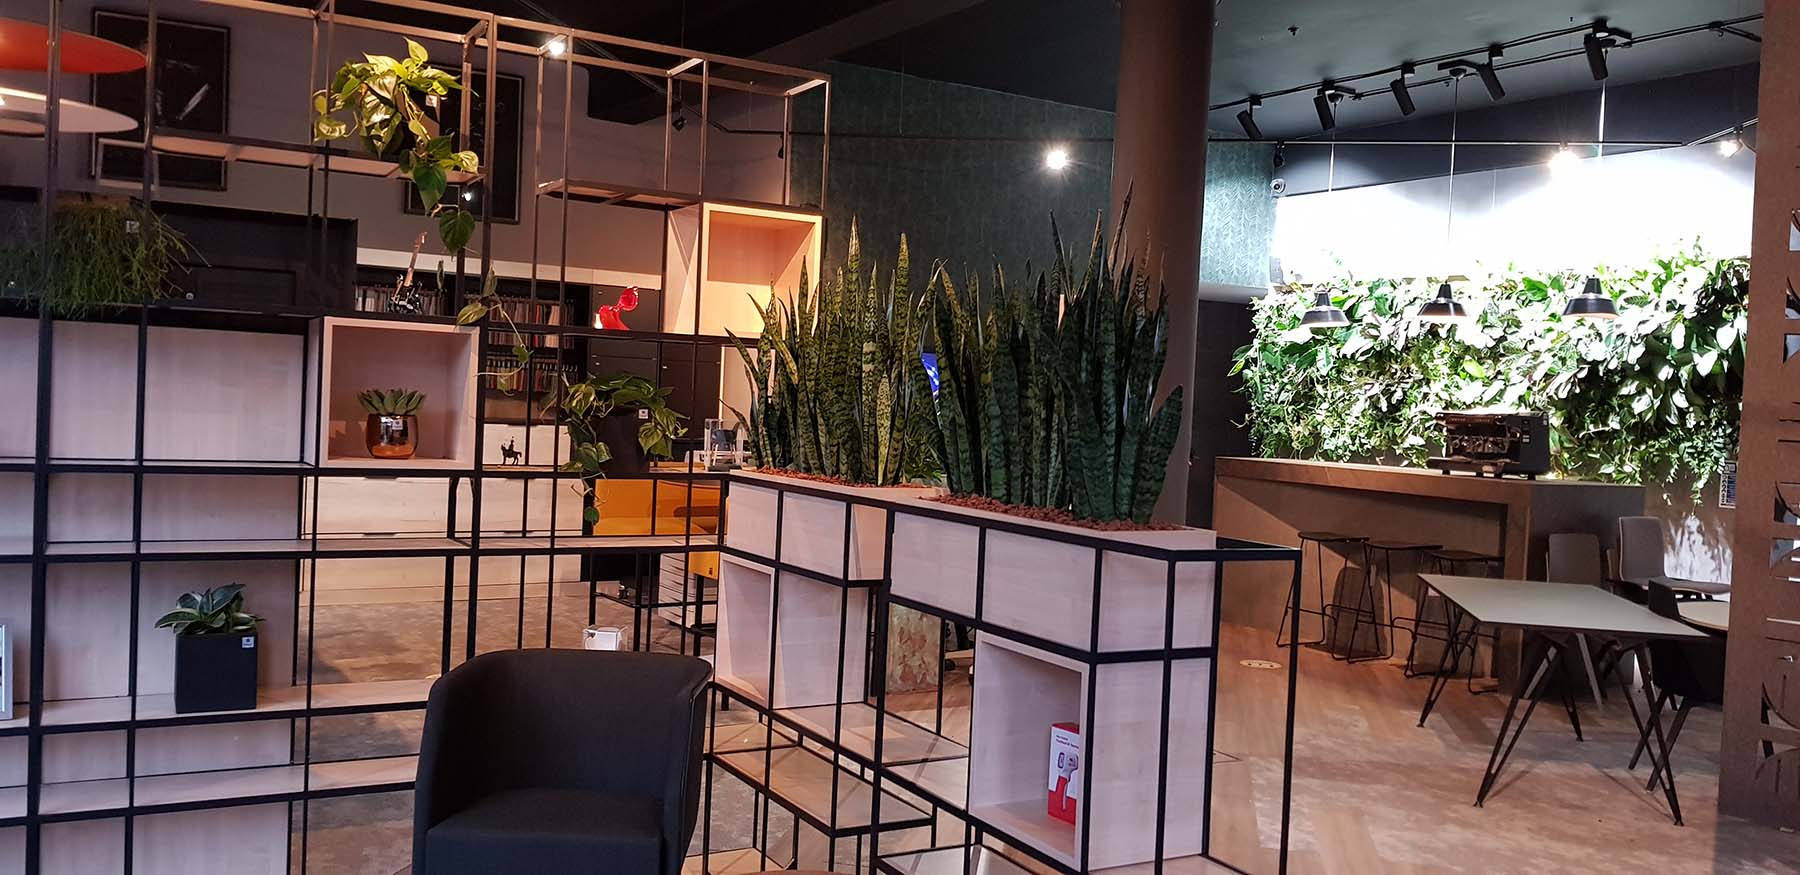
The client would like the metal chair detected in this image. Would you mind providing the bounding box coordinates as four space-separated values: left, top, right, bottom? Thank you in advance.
1282 531 1368 648
1403 547 1501 677
1628 582 1726 823
1340 539 1441 663
1546 532 1615 706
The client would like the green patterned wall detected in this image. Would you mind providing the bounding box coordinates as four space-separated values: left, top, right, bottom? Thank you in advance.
790 63 1274 288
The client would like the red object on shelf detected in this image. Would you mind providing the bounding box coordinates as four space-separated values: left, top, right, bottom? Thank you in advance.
1047 721 1080 825
0 18 146 73
594 286 639 330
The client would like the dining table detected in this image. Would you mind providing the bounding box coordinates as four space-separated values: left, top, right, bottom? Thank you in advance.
1677 599 1730 633
1414 574 1709 823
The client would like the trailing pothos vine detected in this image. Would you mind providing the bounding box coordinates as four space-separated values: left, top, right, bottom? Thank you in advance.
1231 245 1747 498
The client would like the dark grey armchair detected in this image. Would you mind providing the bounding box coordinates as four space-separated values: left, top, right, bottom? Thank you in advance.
413 649 713 874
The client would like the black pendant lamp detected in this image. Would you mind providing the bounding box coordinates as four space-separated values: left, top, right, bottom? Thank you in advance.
1301 291 1349 329
1418 283 1469 323
1562 276 1618 319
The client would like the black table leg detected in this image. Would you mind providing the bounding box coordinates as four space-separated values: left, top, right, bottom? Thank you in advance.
1554 638 1584 742
1476 635 1559 806
1634 642 1685 825
1418 603 1469 727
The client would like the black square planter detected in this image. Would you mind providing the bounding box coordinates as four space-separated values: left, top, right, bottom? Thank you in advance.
174 631 259 714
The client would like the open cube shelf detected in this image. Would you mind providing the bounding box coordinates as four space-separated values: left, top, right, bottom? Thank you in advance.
664 203 822 338
316 317 478 469
715 553 868 709
969 635 1212 871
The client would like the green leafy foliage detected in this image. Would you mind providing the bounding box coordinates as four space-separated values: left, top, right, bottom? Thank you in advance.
357 387 425 416
314 38 481 253
0 199 194 317
1230 245 1747 497
154 584 261 637
727 221 938 486
559 373 688 524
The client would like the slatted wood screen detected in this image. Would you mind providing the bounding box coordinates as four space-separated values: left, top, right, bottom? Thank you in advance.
1722 0 1800 827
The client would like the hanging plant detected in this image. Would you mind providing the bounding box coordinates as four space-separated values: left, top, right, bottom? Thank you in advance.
313 38 480 252
1231 244 1748 497
0 198 194 318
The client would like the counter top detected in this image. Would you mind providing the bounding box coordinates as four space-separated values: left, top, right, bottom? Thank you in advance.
1215 457 1641 504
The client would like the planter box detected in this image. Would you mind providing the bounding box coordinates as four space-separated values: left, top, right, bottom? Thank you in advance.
173 631 260 714
725 470 931 580
889 499 1218 653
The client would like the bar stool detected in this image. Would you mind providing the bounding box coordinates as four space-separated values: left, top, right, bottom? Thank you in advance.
1341 539 1442 663
1404 548 1502 676
1281 531 1369 648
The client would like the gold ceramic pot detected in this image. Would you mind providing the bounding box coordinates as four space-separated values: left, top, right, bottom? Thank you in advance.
366 414 418 459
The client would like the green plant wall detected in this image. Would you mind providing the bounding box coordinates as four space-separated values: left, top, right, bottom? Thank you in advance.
1231 245 1747 496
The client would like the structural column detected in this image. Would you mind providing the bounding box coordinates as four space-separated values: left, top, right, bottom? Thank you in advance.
1721 0 1800 830
1108 0 1215 524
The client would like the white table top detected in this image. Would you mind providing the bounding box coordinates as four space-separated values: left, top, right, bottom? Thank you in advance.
1677 600 1730 633
1419 574 1708 640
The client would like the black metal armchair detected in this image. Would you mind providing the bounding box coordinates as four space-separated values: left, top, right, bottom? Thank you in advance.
413 649 713 874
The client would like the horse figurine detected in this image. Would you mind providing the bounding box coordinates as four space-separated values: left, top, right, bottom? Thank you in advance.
499 438 523 465
594 286 639 330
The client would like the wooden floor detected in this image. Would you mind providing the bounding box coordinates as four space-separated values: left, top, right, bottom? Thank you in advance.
1205 624 1800 875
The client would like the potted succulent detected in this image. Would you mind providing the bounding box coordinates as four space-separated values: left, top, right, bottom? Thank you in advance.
360 387 426 459
155 584 262 714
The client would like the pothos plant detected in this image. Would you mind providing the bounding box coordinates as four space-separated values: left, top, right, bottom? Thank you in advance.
313 38 480 252
458 281 688 522
1230 244 1748 498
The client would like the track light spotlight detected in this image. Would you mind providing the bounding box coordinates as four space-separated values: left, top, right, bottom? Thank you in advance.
1584 20 1633 81
1439 57 1503 101
1272 142 1286 170
1237 95 1263 140
1390 62 1416 116
671 111 686 132
1719 127 1744 157
1313 82 1356 132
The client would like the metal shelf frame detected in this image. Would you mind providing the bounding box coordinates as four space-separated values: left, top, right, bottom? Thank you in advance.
696 474 1305 875
19 0 827 870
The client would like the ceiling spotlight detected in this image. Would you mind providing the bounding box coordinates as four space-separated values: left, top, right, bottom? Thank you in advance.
1313 82 1357 132
461 189 475 201
1563 276 1619 320
1301 291 1350 329
1237 95 1263 140
1044 146 1070 171
1390 62 1417 116
1719 127 1744 157
1272 141 1286 170
1418 282 1470 323
546 36 567 57
1439 54 1504 102
671 111 686 132
1584 20 1633 81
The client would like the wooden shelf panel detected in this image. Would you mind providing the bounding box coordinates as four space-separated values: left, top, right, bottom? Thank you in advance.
712 746 931 835
777 702 968 765
0 755 418 821
707 720 794 756
479 534 714 554
884 757 969 810
110 131 480 183
879 846 1244 875
39 536 469 560
20 679 435 732
968 800 1077 869
537 178 702 211
684 847 787 875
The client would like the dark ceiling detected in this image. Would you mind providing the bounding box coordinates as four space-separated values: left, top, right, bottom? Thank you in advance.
441 0 1763 136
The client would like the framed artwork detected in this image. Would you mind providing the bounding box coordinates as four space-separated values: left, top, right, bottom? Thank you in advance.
403 70 522 224
91 10 231 191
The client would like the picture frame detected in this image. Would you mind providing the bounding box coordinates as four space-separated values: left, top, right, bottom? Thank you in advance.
91 9 231 191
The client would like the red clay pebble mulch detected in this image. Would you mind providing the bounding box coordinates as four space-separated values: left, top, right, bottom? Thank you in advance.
929 493 1183 531
750 468 934 489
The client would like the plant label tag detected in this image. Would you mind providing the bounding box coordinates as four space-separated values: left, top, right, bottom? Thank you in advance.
241 636 256 649
637 408 650 419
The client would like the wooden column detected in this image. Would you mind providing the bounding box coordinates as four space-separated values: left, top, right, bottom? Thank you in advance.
1108 0 1215 523
1720 0 1800 829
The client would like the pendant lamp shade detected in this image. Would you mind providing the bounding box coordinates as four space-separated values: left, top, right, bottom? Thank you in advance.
1562 277 1618 319
1418 283 1470 323
1301 291 1349 329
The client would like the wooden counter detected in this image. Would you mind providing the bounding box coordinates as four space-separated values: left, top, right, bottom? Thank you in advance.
1212 457 1644 676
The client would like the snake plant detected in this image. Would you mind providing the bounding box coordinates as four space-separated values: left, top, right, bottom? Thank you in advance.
727 221 937 486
